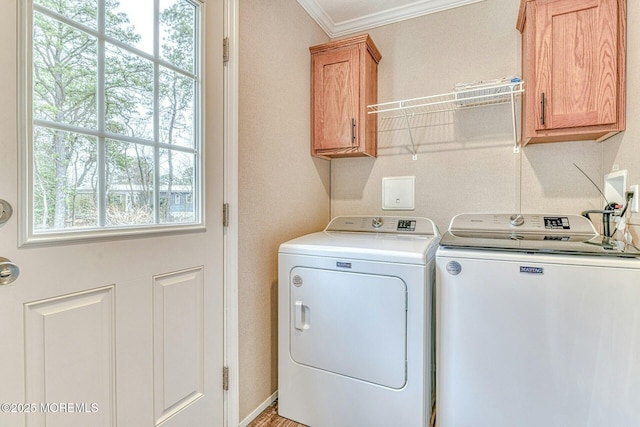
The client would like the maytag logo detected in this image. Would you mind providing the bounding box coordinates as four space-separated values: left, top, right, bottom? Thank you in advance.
336 262 352 269
520 266 543 274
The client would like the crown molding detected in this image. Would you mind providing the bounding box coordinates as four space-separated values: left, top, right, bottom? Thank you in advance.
297 0 486 38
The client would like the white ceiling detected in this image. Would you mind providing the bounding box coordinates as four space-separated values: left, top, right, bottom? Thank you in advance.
296 0 486 38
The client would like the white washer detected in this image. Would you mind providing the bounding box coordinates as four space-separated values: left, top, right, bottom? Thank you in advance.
278 216 440 427
436 213 640 427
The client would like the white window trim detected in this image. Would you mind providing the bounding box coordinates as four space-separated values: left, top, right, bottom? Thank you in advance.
17 0 206 247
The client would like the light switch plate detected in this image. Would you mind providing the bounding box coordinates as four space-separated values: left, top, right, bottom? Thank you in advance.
382 176 415 210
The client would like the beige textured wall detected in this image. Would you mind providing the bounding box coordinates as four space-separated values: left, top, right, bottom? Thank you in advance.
331 0 604 233
238 0 329 421
604 0 640 242
238 0 639 420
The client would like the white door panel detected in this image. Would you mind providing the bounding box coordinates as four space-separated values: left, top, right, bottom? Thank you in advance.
0 1 224 426
153 268 204 425
24 287 115 427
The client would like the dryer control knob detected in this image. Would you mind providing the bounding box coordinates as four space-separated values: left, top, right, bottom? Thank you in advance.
372 217 384 228
510 214 525 226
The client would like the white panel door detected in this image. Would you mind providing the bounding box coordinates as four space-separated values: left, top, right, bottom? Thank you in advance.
0 1 224 426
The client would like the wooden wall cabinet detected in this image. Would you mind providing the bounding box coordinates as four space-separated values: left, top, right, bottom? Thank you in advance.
517 0 626 145
310 34 381 159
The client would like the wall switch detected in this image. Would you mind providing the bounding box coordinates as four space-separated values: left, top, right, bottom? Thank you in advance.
382 176 415 210
631 184 639 213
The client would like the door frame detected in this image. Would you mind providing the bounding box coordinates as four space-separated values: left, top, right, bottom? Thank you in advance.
223 0 240 426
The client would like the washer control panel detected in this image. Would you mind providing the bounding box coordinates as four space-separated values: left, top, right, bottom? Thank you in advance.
326 216 437 236
448 213 595 235
440 213 640 256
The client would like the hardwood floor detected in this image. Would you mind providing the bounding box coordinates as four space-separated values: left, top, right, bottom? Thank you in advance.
248 400 436 427
248 402 307 427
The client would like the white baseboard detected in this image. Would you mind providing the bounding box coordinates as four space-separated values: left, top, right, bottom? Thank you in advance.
238 391 278 427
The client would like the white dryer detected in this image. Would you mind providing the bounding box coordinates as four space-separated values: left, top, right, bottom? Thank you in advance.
278 216 440 427
436 213 640 427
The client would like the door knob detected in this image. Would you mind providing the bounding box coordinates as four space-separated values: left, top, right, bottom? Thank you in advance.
0 257 19 285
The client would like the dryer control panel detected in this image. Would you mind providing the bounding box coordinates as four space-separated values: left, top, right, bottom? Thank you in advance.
326 216 438 236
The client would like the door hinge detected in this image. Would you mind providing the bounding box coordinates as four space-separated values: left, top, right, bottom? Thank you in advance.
223 203 229 227
223 366 229 391
223 37 230 63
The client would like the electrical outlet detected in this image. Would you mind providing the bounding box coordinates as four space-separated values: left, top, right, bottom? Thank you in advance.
631 184 639 213
604 170 627 205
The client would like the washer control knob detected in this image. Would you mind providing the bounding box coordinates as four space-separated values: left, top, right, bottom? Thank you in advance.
372 217 384 228
510 214 525 226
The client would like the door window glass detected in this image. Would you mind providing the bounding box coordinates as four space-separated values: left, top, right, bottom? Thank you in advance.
24 0 202 242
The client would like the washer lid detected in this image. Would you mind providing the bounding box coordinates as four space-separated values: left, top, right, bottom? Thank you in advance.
279 216 440 265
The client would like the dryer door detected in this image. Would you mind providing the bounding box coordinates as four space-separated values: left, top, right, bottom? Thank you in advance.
289 267 407 389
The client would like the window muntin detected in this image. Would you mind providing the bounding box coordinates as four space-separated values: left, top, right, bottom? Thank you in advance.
26 0 202 240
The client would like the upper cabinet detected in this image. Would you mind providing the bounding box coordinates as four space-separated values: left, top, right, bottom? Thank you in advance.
517 0 626 145
310 34 381 159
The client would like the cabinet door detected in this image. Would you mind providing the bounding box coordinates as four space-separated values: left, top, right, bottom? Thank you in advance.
312 48 360 151
536 0 618 130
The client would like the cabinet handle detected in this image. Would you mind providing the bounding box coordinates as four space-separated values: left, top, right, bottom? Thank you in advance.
351 118 356 145
540 92 545 126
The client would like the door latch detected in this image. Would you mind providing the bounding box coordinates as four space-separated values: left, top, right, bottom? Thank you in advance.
0 199 12 225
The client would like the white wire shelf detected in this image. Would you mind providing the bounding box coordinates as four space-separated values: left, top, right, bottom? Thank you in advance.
367 79 525 157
